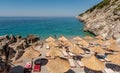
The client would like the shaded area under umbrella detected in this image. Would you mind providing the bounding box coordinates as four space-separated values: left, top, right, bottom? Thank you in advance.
34 58 48 66
106 63 120 72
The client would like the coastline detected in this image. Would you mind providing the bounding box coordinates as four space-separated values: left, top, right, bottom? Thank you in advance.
0 17 94 40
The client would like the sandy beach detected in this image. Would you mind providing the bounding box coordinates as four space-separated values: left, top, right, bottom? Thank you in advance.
1 35 118 73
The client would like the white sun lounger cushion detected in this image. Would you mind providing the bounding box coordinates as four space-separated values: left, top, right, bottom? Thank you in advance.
69 52 75 56
99 59 106 62
104 58 111 62
68 59 76 68
46 45 49 49
76 60 84 68
62 50 68 57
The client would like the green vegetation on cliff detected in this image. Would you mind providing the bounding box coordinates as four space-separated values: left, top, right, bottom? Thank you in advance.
79 0 111 16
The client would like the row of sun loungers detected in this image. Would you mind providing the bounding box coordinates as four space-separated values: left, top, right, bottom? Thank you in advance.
68 59 84 68
61 50 85 68
61 50 69 57
68 59 76 68
76 60 84 68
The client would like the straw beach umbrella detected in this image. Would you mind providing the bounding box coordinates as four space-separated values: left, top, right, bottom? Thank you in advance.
47 57 70 73
62 41 73 47
107 42 120 52
46 37 55 42
95 39 104 46
107 53 120 65
77 40 89 48
58 36 68 42
73 36 83 41
81 55 105 71
22 47 41 59
106 38 116 45
90 46 106 54
48 41 58 48
69 45 84 55
46 47 62 58
84 36 93 40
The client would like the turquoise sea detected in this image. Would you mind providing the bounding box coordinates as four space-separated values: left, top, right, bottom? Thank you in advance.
0 17 93 39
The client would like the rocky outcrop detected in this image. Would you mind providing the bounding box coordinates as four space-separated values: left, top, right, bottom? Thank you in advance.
0 34 40 72
78 0 120 40
27 34 39 44
0 34 39 60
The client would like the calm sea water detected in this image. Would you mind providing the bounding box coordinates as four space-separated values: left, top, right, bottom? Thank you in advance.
0 17 93 39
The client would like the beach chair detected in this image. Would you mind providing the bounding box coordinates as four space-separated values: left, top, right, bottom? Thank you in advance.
85 51 90 54
68 59 76 68
68 52 75 57
99 59 106 62
104 58 111 62
33 64 41 72
104 68 116 73
46 44 50 50
61 50 69 57
76 60 84 68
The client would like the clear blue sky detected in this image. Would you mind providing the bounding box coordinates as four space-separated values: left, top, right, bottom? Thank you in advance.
0 0 102 17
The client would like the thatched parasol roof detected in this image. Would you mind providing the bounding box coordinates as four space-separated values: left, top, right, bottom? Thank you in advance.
81 55 105 71
107 53 120 65
107 42 120 52
22 47 41 59
62 41 73 47
95 39 104 46
84 36 93 40
106 38 116 45
48 41 58 47
77 40 89 48
73 36 83 41
47 57 70 73
46 37 55 42
89 46 106 54
46 47 62 57
69 45 84 55
58 36 68 42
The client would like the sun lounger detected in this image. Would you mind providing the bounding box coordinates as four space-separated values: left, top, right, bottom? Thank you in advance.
33 64 41 72
104 68 115 73
85 51 90 54
46 45 50 50
62 50 69 57
99 59 106 62
68 59 76 68
104 58 111 62
68 52 75 57
76 60 84 68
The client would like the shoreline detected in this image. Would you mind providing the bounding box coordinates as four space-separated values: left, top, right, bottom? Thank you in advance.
0 33 95 41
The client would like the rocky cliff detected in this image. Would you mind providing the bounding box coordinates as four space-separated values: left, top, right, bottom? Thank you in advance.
78 0 120 40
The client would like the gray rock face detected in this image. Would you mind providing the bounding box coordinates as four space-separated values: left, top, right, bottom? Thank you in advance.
0 35 9 42
27 34 39 44
78 0 120 40
9 34 16 44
